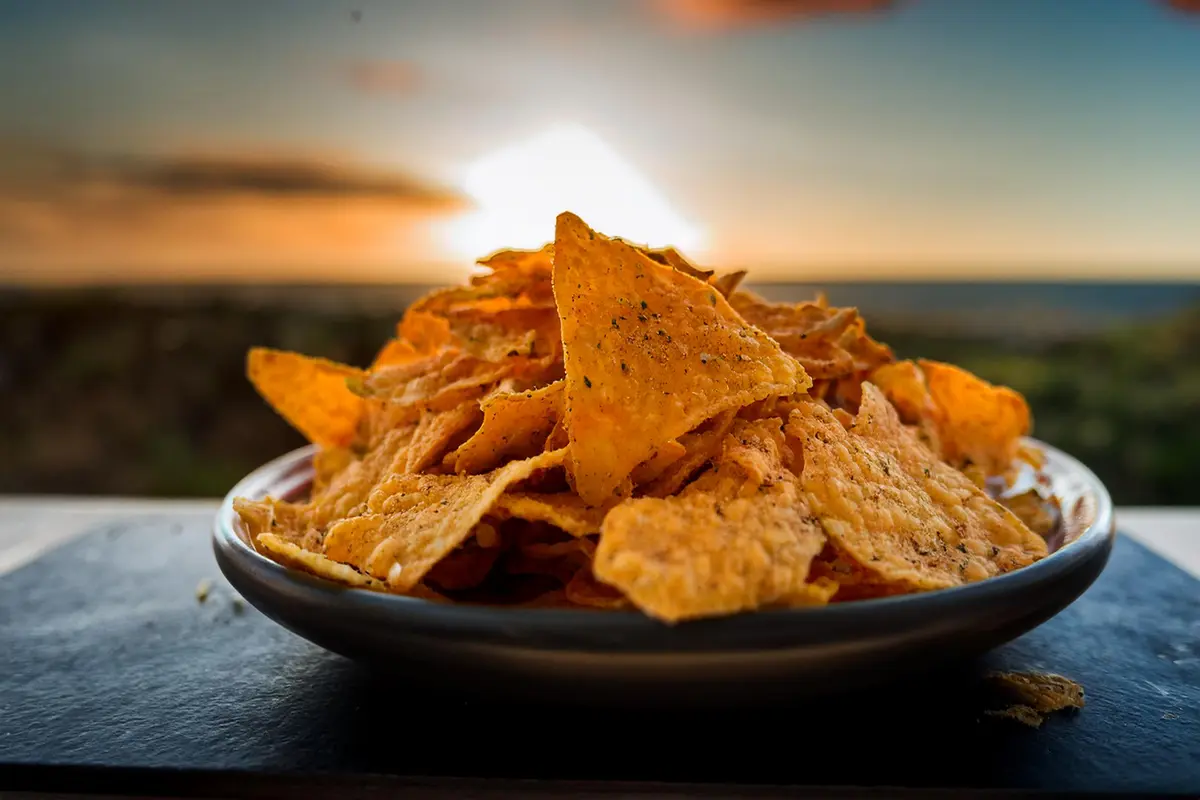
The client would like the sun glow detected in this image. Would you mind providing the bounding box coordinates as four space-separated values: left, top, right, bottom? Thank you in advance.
441 124 705 261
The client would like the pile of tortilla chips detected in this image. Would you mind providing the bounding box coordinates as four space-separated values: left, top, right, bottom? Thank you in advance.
235 211 1055 623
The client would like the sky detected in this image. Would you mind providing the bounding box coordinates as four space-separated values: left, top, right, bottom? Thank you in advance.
1 0 1199 284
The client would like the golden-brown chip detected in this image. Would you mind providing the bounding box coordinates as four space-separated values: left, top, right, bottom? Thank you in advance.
1000 489 1060 539
404 401 484 474
453 381 562 474
594 479 826 622
640 410 737 498
397 310 454 354
246 348 364 448
709 269 747 298
729 291 893 380
493 492 607 537
986 671 1085 713
257 532 385 590
311 425 415 530
234 497 310 548
628 440 688 487
362 352 512 414
424 538 501 591
322 448 565 591
553 212 810 505
642 245 714 281
786 391 1045 592
716 417 796 493
371 338 425 369
852 383 1046 569
918 359 1031 476
869 360 938 424
564 567 630 609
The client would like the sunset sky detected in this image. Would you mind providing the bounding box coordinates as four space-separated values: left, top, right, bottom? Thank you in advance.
2 0 1199 284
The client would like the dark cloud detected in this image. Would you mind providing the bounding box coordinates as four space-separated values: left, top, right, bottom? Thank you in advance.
344 60 422 95
0 142 463 207
654 0 899 31
0 141 470 280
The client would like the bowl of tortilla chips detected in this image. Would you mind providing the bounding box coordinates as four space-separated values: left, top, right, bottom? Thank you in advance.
213 211 1114 706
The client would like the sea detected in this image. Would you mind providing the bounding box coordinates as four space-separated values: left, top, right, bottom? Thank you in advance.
2 280 1198 341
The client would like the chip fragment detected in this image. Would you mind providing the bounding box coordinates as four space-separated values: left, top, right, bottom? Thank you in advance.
983 671 1085 727
553 212 810 505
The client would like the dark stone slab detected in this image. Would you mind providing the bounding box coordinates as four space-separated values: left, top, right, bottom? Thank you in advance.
1 518 1197 797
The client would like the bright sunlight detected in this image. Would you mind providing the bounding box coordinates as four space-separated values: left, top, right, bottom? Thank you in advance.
441 124 705 261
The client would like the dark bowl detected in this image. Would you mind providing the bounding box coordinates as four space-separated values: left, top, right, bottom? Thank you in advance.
213 438 1114 708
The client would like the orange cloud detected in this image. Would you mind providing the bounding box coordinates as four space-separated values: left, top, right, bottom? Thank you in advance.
0 143 469 283
653 0 1198 31
344 60 422 95
654 0 898 31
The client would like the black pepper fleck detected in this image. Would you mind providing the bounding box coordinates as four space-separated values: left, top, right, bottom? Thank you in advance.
584 376 592 388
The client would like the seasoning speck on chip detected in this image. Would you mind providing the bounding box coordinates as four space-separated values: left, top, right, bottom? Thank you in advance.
234 210 1055 622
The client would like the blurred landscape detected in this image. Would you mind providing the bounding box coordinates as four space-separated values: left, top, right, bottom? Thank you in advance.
2 280 1197 506
3 1 1198 506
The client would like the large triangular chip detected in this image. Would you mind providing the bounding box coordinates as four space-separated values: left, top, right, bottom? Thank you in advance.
552 211 811 505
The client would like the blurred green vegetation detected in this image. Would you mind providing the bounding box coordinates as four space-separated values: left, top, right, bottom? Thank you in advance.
0 290 1196 505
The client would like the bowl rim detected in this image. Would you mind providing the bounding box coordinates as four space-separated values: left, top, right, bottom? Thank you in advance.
213 437 1115 639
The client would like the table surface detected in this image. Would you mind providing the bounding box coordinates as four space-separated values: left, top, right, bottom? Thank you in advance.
1 497 1197 800
2 497 1197 579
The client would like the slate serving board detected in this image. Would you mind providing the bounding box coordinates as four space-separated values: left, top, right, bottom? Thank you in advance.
0 518 1197 799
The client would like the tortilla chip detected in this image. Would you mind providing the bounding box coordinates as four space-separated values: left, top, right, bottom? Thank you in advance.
312 446 355 497
564 568 630 609
1000 489 1060 539
371 338 424 369
235 497 309 547
594 479 826 622
453 381 562 474
642 245 714 281
313 425 414 526
629 440 688 487
322 448 565 591
246 348 364 448
709 269 747 298
362 352 511 415
640 410 738 498
918 360 1031 476
257 532 385 590
405 401 484 474
986 671 1086 713
397 310 454 354
729 291 893 380
869 360 938 423
424 538 501 591
493 492 607 537
786 391 1045 592
716 417 796 493
553 212 810 505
